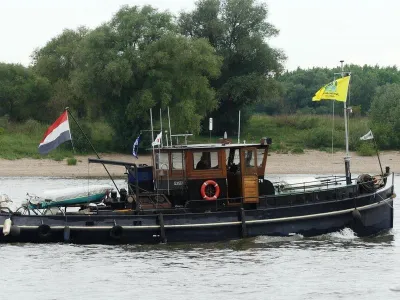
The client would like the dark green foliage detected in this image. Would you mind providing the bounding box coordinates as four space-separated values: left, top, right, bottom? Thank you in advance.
69 120 114 153
369 83 400 149
67 157 77 165
304 127 345 149
27 5 224 152
2 2 400 153
291 147 305 154
356 143 375 156
276 65 400 117
0 63 51 122
179 0 285 134
243 114 378 152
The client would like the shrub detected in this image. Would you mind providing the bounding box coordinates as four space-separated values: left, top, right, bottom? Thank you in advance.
275 115 298 128
304 127 345 148
291 147 305 154
356 143 375 156
70 120 115 153
67 157 77 165
19 119 42 134
295 116 320 130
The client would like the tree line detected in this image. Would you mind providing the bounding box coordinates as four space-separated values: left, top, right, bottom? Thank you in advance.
0 0 399 151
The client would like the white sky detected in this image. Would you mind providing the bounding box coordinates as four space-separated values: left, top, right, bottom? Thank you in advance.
1 0 399 71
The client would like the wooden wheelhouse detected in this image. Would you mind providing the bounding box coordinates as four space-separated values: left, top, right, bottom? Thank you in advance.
151 138 272 208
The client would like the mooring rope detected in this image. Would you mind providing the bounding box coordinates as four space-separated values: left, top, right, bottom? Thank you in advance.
376 192 395 209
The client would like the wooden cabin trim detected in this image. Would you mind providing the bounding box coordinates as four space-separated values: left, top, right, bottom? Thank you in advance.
257 146 269 176
240 147 258 176
170 151 185 179
240 147 259 204
186 149 227 180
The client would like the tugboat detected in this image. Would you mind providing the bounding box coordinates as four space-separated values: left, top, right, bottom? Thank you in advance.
0 63 395 244
0 135 394 244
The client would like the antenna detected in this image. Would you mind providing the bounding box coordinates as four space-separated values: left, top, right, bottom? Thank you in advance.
209 118 213 143
160 108 163 148
238 110 241 144
168 107 172 146
150 108 154 143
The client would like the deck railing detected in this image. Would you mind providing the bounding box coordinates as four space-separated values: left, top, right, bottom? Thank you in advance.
183 173 391 211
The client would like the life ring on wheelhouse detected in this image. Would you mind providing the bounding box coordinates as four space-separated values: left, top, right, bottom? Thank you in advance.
200 180 220 201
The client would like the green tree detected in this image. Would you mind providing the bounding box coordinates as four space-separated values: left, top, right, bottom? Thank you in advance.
67 5 222 149
369 83 400 148
0 63 51 122
179 0 285 135
278 65 400 116
31 27 88 118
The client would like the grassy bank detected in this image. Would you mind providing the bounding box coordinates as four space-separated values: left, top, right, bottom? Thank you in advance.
0 114 376 160
0 117 113 160
242 114 375 155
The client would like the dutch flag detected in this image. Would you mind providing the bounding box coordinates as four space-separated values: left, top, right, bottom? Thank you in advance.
38 111 72 154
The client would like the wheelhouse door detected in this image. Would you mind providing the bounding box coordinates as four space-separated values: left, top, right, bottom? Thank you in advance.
240 147 259 203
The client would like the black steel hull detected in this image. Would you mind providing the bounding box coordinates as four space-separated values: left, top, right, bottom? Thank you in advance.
0 185 394 244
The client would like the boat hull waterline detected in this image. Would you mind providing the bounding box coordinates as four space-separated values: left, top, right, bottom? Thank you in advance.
0 185 393 244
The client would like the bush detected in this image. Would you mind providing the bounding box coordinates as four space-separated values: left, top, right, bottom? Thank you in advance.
70 120 115 153
275 115 298 128
369 83 400 149
295 116 320 130
291 147 305 154
19 119 43 135
67 157 77 165
357 142 375 156
304 127 345 148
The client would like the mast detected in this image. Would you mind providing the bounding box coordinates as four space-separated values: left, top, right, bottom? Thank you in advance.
168 107 172 146
341 60 351 185
238 110 241 144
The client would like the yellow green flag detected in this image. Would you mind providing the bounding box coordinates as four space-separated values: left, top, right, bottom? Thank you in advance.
312 75 351 102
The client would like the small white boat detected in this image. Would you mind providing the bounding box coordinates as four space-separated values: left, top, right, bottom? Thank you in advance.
29 185 113 208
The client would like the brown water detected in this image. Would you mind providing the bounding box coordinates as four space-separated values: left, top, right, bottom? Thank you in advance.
0 176 399 300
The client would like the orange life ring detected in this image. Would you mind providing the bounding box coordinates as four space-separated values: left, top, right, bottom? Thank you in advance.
200 180 220 201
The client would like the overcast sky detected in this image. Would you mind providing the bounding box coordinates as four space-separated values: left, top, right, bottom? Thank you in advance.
1 0 399 71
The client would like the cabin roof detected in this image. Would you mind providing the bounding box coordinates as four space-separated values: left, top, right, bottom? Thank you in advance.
158 143 269 151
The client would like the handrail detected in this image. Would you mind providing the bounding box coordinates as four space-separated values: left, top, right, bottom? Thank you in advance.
273 173 389 194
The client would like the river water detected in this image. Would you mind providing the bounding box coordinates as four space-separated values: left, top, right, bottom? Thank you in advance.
0 175 399 300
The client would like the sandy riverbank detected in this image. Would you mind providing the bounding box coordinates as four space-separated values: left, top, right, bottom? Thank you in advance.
0 150 398 177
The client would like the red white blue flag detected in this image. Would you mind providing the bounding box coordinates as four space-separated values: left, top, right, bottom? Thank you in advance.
38 111 72 154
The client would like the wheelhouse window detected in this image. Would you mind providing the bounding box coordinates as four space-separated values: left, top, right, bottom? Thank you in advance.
226 149 240 165
226 148 240 173
172 152 183 170
156 152 169 170
193 151 219 170
257 149 265 168
245 149 255 168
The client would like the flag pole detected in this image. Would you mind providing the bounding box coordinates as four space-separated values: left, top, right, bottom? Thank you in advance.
150 108 158 193
372 136 384 176
65 107 120 193
66 108 76 154
160 108 163 148
340 60 352 185
168 107 173 146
